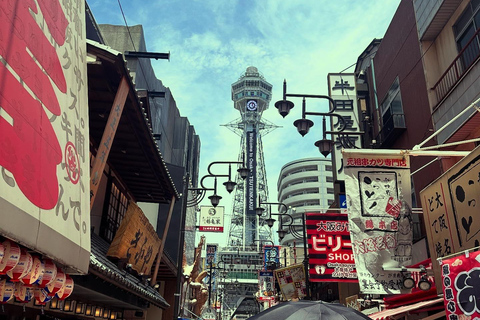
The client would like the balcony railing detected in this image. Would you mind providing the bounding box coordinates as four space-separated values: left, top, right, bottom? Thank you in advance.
432 27 480 107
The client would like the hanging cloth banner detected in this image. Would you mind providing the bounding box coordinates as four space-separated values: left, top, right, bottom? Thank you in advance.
440 250 480 318
344 150 413 294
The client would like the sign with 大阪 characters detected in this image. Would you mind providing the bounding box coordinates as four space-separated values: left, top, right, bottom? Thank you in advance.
421 144 480 293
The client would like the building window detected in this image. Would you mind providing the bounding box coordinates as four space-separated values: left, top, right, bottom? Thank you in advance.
328 199 335 206
327 188 334 194
326 176 334 183
325 165 333 172
100 180 129 243
454 0 480 71
379 77 406 140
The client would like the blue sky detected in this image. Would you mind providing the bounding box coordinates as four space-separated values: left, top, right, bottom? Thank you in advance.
88 0 401 246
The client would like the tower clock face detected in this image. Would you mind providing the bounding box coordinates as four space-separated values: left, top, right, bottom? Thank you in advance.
246 100 258 111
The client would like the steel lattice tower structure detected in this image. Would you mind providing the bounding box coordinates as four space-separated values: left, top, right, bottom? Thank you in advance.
223 66 279 248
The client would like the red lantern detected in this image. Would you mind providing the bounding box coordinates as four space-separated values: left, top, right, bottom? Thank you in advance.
0 279 15 303
37 259 57 288
20 255 44 286
33 286 52 305
46 268 65 297
7 248 33 282
14 282 33 303
0 240 20 275
56 274 74 300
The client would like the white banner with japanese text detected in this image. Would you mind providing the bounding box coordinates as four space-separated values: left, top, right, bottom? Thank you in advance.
199 206 224 232
344 150 413 294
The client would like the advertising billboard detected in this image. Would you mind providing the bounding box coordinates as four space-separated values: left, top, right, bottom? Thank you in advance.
0 0 90 273
307 213 357 282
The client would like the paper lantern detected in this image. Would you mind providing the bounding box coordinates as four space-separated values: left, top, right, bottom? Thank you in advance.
56 274 74 300
7 248 33 281
0 240 20 275
37 259 57 288
33 286 53 305
14 282 33 303
0 242 5 264
46 268 65 297
0 279 15 303
20 256 44 286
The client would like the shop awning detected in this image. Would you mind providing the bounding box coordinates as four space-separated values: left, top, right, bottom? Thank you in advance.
369 297 443 320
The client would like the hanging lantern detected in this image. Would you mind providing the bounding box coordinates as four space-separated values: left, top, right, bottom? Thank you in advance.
37 259 57 288
46 268 65 297
0 242 5 265
0 279 15 303
0 240 21 275
7 248 33 282
14 282 33 303
56 275 74 300
33 286 53 305
20 255 44 286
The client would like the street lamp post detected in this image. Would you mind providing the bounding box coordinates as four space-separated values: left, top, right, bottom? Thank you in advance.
255 197 289 241
274 80 363 157
187 160 249 208
280 211 311 299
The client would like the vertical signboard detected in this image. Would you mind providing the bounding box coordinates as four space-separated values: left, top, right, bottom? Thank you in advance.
199 206 225 232
420 145 480 292
205 244 218 289
344 150 413 294
258 271 275 300
328 74 362 182
306 213 357 282
263 246 280 270
0 0 89 273
246 130 257 244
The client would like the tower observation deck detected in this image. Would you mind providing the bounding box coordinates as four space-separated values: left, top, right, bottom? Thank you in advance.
224 66 279 248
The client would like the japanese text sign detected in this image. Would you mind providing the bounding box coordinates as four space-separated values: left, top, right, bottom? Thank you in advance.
344 150 413 294
328 73 361 181
258 271 275 300
199 206 224 232
421 145 480 292
306 213 357 282
440 250 480 319
0 0 90 273
206 244 218 266
274 264 306 300
263 246 280 270
107 202 161 275
205 244 217 287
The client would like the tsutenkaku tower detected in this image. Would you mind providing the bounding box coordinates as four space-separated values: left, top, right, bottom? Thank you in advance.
224 66 279 248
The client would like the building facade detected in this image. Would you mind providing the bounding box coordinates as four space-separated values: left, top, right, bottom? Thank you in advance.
277 158 335 247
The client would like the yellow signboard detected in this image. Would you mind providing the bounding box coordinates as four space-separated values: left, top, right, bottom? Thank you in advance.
420 145 480 292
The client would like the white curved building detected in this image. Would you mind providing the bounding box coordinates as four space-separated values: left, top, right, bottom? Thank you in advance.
277 157 335 248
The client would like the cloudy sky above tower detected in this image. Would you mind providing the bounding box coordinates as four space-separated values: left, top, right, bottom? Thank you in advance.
88 0 401 246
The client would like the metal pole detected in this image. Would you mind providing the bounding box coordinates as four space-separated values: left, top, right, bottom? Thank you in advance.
209 261 213 307
173 175 189 320
302 212 310 300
